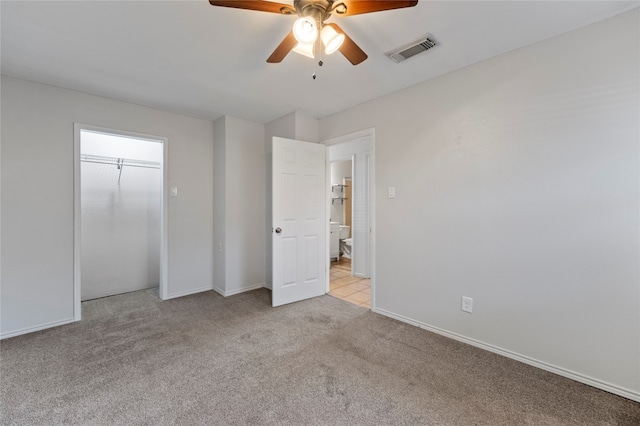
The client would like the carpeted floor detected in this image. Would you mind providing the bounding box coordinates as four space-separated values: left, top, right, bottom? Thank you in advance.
1 288 638 425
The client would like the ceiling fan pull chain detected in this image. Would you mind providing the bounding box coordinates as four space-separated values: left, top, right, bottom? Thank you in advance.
313 37 323 80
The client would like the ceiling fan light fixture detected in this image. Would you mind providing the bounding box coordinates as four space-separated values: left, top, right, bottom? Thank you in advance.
293 42 315 59
293 17 318 44
320 25 345 55
209 0 420 66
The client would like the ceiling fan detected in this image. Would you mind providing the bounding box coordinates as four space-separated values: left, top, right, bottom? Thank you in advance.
208 1 419 65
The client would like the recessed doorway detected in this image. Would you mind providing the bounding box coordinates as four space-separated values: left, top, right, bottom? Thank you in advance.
325 130 374 310
73 124 168 320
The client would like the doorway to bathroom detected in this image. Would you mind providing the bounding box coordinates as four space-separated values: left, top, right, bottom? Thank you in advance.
325 131 373 309
73 124 168 321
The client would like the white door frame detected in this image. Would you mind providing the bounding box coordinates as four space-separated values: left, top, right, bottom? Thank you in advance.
323 128 376 309
73 123 169 321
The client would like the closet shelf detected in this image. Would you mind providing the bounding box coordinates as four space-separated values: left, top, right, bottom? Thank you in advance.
331 197 348 205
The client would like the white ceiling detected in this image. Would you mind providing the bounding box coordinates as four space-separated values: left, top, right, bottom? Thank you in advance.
2 1 638 124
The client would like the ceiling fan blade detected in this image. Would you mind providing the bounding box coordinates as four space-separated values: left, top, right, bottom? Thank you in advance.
267 31 298 63
208 1 295 14
326 23 367 65
336 1 418 16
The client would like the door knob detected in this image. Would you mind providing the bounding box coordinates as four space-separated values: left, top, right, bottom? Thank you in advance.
275 227 282 234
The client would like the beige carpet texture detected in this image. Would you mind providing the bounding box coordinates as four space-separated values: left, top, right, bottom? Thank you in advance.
1 288 638 425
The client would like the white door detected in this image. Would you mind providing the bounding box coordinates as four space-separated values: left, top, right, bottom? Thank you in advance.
272 137 326 307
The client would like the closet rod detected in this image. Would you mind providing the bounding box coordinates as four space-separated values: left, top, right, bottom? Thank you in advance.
80 159 160 169
80 154 160 169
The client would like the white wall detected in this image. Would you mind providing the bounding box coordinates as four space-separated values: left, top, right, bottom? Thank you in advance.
213 117 227 291
294 111 320 143
330 160 352 225
81 131 163 162
320 10 640 400
1 76 215 337
213 115 266 296
81 134 162 300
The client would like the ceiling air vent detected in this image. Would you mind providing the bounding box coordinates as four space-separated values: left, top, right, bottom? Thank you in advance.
385 34 437 63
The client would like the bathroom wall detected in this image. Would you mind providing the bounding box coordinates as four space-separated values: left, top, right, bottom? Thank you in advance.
330 160 351 225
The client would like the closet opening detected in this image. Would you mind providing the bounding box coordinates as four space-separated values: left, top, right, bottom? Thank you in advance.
73 124 168 321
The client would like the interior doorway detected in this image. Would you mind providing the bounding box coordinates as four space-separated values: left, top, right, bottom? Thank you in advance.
73 124 168 320
325 130 374 310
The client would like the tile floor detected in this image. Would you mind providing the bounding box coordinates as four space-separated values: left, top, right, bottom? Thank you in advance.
328 257 370 309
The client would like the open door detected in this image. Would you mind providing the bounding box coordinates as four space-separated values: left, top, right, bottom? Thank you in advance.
272 137 326 307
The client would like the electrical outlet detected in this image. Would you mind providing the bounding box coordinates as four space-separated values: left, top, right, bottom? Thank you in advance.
218 243 222 252
461 296 473 313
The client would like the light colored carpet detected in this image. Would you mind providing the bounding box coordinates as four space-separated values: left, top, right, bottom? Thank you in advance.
1 288 638 425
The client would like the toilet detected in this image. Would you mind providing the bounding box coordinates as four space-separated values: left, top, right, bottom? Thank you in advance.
339 225 350 240
339 226 352 259
341 238 352 259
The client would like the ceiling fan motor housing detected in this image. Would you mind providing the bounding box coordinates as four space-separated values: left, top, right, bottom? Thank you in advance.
294 0 339 24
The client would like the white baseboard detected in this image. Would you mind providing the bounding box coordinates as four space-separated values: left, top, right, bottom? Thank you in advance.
373 307 640 403
1 318 75 340
165 284 214 300
212 283 266 297
211 284 226 297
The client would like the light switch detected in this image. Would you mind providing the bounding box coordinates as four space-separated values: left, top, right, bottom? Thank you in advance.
462 296 473 313
388 186 396 198
171 187 178 197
